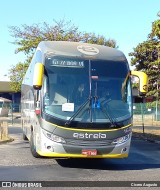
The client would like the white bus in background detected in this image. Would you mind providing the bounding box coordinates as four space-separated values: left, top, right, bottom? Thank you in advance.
21 41 148 158
0 97 11 117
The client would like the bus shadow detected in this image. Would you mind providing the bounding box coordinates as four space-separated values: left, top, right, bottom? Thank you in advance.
56 158 160 171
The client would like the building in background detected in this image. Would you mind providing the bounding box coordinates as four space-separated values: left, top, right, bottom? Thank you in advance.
0 81 20 112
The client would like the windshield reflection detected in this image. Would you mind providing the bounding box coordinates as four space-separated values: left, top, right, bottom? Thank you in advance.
42 57 132 125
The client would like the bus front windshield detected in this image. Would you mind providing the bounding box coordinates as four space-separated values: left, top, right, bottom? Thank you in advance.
43 56 132 127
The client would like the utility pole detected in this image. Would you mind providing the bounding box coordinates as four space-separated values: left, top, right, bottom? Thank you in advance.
155 11 160 121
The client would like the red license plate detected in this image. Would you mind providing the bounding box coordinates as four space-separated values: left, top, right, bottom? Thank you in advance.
82 149 97 156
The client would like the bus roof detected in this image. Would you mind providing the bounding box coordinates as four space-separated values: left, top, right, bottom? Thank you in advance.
0 97 11 102
37 41 127 62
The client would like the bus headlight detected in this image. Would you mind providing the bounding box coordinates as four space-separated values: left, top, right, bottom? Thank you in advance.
112 134 131 145
42 129 66 144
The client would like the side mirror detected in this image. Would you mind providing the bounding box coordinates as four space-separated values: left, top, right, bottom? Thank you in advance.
131 71 148 96
33 63 44 89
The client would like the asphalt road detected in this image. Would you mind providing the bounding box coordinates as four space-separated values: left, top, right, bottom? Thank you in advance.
0 126 160 189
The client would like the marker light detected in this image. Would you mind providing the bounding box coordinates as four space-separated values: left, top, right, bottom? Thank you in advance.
35 108 41 115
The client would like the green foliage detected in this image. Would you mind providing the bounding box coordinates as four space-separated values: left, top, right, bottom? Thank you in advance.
129 18 160 99
9 19 117 56
9 62 28 92
146 101 160 109
150 19 160 39
8 19 118 92
132 83 139 88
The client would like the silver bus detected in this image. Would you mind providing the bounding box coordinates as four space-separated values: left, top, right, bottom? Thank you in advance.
21 41 148 158
0 97 11 117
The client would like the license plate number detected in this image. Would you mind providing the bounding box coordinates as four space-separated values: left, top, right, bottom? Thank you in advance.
82 149 97 156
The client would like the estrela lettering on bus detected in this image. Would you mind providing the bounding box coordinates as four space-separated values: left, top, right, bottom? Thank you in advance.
73 132 107 139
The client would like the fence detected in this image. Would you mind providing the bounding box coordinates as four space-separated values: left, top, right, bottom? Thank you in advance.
133 103 160 126
11 103 21 113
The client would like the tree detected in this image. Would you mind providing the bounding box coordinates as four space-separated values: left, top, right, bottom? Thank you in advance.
9 62 28 92
8 19 118 92
129 18 160 98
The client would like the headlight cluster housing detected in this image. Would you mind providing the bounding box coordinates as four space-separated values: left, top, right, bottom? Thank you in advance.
42 129 66 144
112 133 131 145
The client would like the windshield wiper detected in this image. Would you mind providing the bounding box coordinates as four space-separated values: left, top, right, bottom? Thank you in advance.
100 99 117 128
65 98 91 126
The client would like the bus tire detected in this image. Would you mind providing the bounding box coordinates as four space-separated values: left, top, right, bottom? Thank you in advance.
22 120 28 140
30 132 40 158
22 133 28 141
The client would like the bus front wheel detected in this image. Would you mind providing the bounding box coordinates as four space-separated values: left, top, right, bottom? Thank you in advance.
22 133 28 140
30 132 40 158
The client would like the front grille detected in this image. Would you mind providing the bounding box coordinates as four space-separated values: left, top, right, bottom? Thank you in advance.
66 139 112 146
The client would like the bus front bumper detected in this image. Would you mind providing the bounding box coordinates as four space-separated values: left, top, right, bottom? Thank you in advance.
37 150 128 158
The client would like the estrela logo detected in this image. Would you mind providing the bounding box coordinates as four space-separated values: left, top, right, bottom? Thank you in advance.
73 132 107 139
77 45 99 55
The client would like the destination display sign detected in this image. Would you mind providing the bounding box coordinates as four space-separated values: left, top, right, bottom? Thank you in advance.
51 59 84 68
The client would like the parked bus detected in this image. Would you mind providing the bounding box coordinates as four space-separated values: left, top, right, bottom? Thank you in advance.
0 97 11 117
21 41 148 158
